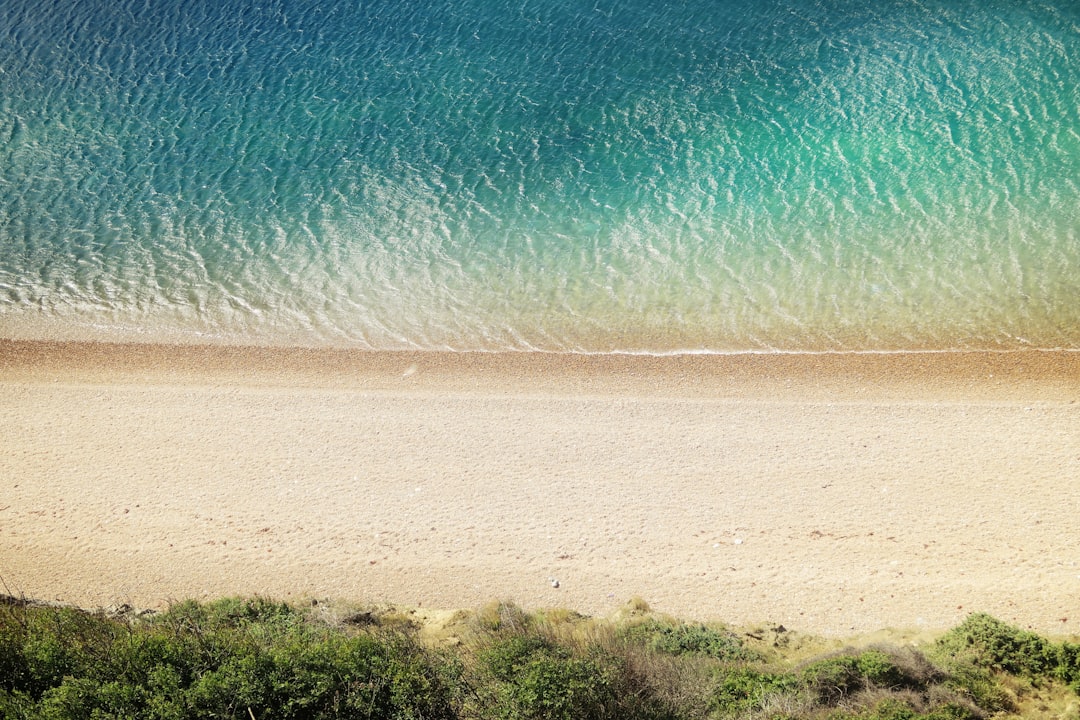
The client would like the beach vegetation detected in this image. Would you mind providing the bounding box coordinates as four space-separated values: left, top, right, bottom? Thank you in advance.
935 613 1058 678
0 595 456 720
620 617 759 662
472 634 625 720
2 596 1078 720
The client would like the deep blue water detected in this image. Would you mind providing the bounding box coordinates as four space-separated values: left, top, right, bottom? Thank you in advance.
1 0 1078 351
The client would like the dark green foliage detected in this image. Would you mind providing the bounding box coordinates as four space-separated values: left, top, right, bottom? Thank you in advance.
0 598 454 720
800 649 930 703
935 612 1080 704
801 654 875 704
476 635 623 720
14 606 121 697
708 667 798 715
936 613 1056 677
0 688 35 720
853 650 910 688
478 635 552 683
621 619 758 662
840 697 918 720
1054 641 1080 691
921 704 983 720
0 605 26 694
938 663 1014 715
828 697 981 720
706 647 977 720
0 601 1074 720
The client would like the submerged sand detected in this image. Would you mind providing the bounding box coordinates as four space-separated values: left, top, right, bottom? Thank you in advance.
1 340 1078 636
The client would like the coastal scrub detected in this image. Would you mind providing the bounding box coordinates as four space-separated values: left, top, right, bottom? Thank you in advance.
1 597 1078 719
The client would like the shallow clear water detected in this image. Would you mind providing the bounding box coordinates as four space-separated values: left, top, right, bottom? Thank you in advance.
1 0 1078 352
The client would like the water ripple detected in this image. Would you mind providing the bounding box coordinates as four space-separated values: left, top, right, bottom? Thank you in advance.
0 0 1078 351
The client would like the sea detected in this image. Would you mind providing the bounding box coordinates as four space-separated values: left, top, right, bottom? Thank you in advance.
1 0 1078 353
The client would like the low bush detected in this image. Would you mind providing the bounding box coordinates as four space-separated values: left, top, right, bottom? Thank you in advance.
1054 641 1080 691
1 600 1075 720
0 597 455 720
800 648 939 704
708 666 800 715
935 613 1057 677
938 662 1014 715
621 619 758 663
828 695 981 720
934 612 1080 709
474 634 622 720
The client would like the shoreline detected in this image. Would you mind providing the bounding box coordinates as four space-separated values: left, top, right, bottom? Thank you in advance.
3 338 1079 397
2 339 1079 636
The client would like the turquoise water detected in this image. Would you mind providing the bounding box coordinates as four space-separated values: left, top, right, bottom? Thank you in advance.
1 0 1078 352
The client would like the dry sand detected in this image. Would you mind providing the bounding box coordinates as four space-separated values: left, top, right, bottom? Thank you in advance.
1 340 1078 636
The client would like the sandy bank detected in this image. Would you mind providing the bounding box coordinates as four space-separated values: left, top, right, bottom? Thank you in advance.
1 340 1078 636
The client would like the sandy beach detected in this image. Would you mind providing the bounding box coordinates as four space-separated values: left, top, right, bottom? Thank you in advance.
1 340 1078 636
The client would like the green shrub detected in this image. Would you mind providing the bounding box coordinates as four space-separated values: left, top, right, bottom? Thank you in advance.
0 688 35 720
922 702 984 720
179 618 455 719
936 613 1056 677
1053 641 1080 690
476 634 624 720
800 650 918 704
828 696 980 720
0 599 455 720
2 600 1070 720
855 650 909 687
939 662 1014 715
709 666 800 715
841 697 919 720
801 654 867 704
0 605 28 690
621 619 758 662
794 648 955 716
19 607 136 700
479 634 553 683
